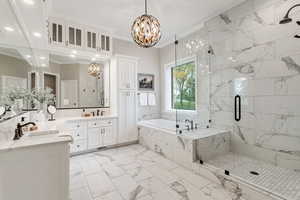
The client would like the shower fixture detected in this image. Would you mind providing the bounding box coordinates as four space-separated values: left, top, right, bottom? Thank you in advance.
279 4 300 24
279 4 300 38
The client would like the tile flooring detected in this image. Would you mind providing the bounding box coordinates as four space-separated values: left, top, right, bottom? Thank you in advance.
69 144 235 200
208 153 300 200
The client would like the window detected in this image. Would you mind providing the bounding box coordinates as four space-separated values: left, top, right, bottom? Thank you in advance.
170 59 196 111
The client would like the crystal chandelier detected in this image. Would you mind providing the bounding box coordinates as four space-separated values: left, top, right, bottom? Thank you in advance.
88 63 101 78
131 0 161 48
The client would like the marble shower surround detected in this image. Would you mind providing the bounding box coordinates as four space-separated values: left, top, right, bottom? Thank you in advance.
206 0 300 171
159 0 300 171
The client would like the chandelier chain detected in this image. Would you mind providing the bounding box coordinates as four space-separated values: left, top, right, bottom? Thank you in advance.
145 0 147 15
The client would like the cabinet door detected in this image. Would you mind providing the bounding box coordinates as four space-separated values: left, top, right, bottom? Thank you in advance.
100 34 111 52
88 128 102 149
102 126 115 146
126 91 137 141
118 91 129 143
118 57 137 90
86 29 98 51
49 21 65 46
67 24 83 48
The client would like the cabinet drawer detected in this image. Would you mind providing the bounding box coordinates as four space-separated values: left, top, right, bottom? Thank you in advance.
88 120 112 128
65 129 87 141
70 139 87 153
64 121 83 130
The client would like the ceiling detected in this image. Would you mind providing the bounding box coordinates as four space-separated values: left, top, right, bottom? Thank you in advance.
50 0 245 47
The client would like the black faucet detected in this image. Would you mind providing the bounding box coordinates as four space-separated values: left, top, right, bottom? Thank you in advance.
13 122 36 140
185 119 194 130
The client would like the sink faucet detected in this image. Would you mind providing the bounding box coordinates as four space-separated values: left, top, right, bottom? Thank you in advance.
13 122 36 140
185 119 194 130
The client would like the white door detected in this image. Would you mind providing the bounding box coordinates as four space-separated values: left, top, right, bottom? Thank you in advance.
66 24 83 48
61 80 78 108
118 91 129 143
102 126 115 146
88 128 102 149
127 91 137 141
118 57 137 90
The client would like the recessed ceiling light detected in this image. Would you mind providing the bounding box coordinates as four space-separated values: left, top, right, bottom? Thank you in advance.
70 54 76 58
91 57 96 61
72 50 77 54
23 0 35 5
95 54 100 57
39 56 46 60
33 32 42 38
4 26 14 32
25 55 31 58
41 64 46 67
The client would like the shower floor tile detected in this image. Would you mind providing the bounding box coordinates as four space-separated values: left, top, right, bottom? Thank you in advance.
207 153 300 200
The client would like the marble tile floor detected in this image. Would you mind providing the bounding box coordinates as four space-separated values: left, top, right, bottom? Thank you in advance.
207 153 300 200
69 144 237 200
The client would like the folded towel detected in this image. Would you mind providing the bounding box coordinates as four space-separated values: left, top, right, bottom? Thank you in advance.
139 93 148 106
148 93 156 106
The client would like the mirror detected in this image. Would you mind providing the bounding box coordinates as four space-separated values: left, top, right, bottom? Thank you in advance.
47 105 56 121
0 46 111 113
47 105 57 115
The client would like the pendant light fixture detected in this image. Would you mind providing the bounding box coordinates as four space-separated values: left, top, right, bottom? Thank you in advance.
88 63 101 78
131 0 161 48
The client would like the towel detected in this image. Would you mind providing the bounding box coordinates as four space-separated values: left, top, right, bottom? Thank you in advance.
148 93 156 106
139 93 148 106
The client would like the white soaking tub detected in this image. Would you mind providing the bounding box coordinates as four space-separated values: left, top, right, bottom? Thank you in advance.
138 119 231 168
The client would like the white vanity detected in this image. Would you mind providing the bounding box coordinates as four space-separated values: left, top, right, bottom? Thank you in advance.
52 115 119 154
0 133 72 200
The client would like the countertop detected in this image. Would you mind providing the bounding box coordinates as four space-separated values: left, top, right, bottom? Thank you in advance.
0 133 72 152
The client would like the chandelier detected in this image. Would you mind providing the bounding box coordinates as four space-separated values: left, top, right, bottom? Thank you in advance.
88 63 102 78
131 0 161 48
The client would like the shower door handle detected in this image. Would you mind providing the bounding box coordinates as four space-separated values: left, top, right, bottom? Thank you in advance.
234 95 241 121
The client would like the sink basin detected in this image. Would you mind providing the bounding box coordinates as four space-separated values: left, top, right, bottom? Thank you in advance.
25 130 59 137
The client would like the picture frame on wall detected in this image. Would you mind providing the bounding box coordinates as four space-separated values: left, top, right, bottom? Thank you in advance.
138 73 154 91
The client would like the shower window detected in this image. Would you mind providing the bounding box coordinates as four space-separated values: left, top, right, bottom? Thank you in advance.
165 56 196 111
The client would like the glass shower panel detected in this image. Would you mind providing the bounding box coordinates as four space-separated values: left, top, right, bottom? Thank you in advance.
174 33 211 132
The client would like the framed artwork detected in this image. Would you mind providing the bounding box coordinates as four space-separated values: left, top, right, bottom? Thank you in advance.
138 73 154 90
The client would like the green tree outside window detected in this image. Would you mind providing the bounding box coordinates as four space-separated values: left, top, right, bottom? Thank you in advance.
171 61 196 110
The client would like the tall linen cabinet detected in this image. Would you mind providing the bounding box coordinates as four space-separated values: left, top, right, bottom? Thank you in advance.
111 55 138 144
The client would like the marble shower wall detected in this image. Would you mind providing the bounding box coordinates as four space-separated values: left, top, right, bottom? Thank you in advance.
206 0 300 170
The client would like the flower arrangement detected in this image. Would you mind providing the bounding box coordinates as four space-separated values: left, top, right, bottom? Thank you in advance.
0 87 56 111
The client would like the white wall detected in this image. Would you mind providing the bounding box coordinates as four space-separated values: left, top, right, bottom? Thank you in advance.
113 39 161 120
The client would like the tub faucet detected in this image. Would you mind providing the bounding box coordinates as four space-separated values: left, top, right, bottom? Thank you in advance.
185 119 194 130
13 122 36 140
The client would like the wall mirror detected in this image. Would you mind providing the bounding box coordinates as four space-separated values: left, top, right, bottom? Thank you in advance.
0 45 110 117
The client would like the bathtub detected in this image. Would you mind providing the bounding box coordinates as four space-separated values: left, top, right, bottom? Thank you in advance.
138 119 231 167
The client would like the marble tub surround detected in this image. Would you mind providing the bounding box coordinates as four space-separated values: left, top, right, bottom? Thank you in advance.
69 144 243 200
138 120 231 168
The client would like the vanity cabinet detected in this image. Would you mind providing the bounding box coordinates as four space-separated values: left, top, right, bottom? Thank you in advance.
63 118 117 154
65 121 88 153
87 119 116 149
